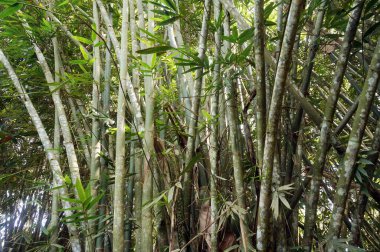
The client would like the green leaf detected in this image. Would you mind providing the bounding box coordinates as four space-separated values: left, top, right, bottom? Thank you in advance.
175 62 198 67
223 35 238 43
231 26 238 40
357 158 374 165
51 244 65 249
57 0 69 7
183 66 202 74
151 9 177 16
265 20 277 27
363 22 380 38
91 23 97 41
237 28 254 45
79 46 89 60
85 182 91 198
94 41 105 47
69 59 88 65
75 179 86 203
307 0 324 16
0 0 18 4
240 42 253 59
162 0 177 12
85 192 105 210
158 15 180 26
82 196 92 209
64 175 72 185
357 166 369 177
49 185 65 191
60 197 82 204
41 227 49 236
201 109 212 121
57 206 82 211
143 191 167 210
148 1 170 10
62 212 84 221
139 28 165 43
73 36 93 45
356 170 363 183
214 10 224 30
0 3 22 19
136 45 172 54
264 2 279 20
364 0 380 14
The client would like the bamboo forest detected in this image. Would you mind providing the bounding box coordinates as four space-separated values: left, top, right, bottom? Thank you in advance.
1 0 380 251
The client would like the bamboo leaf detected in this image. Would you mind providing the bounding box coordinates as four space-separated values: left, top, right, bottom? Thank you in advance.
57 206 82 211
136 45 172 54
265 20 277 27
85 182 91 198
162 0 177 12
357 158 374 165
271 191 279 219
64 175 72 185
237 28 254 45
69 59 88 65
51 244 65 249
167 186 175 203
151 9 177 16
278 183 294 192
142 191 167 210
75 179 86 203
264 2 278 19
57 0 69 7
183 66 202 74
357 166 369 177
60 197 82 204
72 35 93 45
158 15 180 26
0 3 22 19
279 194 291 210
175 182 182 189
79 45 89 60
224 245 240 252
91 23 97 41
85 192 105 210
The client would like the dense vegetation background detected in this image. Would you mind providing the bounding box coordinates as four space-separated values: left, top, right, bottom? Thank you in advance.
0 0 379 251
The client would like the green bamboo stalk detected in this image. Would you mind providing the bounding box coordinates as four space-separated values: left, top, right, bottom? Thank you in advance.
256 0 304 250
223 18 252 250
286 0 327 186
253 0 266 173
183 0 211 238
95 19 112 250
112 0 130 250
88 2 101 249
141 2 156 251
209 1 222 250
303 1 365 248
327 37 380 249
47 35 61 252
0 48 82 252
